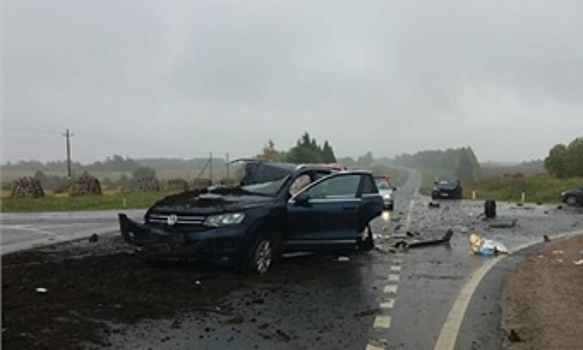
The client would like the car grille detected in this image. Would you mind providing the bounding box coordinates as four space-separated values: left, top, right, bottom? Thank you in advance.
148 213 206 226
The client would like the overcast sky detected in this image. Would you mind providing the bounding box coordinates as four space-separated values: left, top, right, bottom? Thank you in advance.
3 0 582 164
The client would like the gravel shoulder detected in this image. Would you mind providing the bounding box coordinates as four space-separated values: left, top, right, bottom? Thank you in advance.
501 234 583 349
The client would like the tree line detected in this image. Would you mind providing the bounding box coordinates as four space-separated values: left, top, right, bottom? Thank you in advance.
394 147 481 184
544 137 583 178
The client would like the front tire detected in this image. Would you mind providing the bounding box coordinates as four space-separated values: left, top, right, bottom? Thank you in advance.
565 195 579 206
240 233 279 274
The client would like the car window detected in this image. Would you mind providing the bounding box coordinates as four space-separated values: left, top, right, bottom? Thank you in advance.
305 174 361 200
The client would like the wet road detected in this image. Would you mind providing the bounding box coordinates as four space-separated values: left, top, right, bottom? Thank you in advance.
101 172 582 350
0 210 144 254
3 174 582 350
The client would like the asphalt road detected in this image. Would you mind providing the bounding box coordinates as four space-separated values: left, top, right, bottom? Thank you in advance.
0 210 144 255
2 175 582 350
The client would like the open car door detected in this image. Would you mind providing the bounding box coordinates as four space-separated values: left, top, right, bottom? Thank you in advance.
285 172 383 253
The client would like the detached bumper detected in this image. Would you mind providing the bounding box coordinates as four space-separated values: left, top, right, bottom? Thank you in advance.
118 213 247 260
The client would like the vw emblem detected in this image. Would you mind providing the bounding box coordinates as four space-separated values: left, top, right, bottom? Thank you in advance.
167 214 178 226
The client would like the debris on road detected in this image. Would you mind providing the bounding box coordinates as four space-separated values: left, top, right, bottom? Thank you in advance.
390 229 454 251
573 259 583 266
469 232 508 256
484 200 496 219
488 219 517 229
35 288 48 293
89 234 99 243
428 202 440 209
508 329 522 342
544 235 551 242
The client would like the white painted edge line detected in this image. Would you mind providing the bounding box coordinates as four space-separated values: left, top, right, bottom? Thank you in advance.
383 285 398 294
434 229 583 350
403 197 416 233
366 344 385 350
380 299 395 309
390 265 402 272
388 274 400 282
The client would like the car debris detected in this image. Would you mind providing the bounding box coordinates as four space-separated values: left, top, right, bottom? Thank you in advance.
36 288 48 293
469 232 508 256
484 200 496 219
488 219 517 229
428 202 440 209
88 233 99 243
390 229 454 251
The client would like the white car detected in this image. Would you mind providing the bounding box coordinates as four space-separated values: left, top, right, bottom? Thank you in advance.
374 176 396 211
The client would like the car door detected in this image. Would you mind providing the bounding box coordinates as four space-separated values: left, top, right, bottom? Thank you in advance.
285 172 381 253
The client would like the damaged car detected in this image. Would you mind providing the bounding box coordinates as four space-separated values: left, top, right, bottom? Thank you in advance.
561 186 583 206
118 160 384 274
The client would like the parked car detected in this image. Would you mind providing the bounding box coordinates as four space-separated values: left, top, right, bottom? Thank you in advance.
431 179 463 199
374 176 396 211
561 187 583 206
118 160 384 274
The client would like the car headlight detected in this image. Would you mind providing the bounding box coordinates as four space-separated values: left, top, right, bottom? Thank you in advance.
382 193 392 200
204 212 245 227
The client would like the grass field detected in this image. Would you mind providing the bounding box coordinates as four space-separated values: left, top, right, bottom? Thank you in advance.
464 174 582 203
1 190 180 213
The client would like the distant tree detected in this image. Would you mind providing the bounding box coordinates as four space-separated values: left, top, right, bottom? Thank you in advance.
356 152 374 167
257 140 283 161
285 132 330 163
321 141 337 163
545 144 569 177
455 149 475 184
132 167 156 180
565 137 583 177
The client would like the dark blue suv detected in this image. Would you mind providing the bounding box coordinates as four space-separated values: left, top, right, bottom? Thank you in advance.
119 161 384 274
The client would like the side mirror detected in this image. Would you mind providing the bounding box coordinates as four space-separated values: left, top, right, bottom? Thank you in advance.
294 191 311 205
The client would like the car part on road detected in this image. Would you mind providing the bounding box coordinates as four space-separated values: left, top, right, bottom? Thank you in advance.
484 200 496 219
488 219 517 229
428 202 440 208
390 229 454 251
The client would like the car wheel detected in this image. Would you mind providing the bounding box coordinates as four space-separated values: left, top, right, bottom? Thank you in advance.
485 200 496 219
565 195 578 206
240 233 279 274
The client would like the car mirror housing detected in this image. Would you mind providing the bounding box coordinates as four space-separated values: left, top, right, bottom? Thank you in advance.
293 191 311 205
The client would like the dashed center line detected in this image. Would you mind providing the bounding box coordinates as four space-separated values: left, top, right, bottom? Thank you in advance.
390 265 402 272
383 284 398 294
373 315 392 329
380 299 395 309
388 274 400 282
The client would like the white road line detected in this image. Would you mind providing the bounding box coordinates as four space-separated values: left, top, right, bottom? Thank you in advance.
366 344 385 350
380 299 395 309
392 257 402 264
390 265 402 272
383 285 398 294
373 315 391 329
388 274 400 282
403 197 416 233
434 229 583 350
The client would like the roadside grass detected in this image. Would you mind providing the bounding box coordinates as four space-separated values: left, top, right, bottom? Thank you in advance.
1 190 180 213
464 175 583 203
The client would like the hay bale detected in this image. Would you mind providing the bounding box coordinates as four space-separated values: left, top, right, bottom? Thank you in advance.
69 175 102 196
11 177 44 198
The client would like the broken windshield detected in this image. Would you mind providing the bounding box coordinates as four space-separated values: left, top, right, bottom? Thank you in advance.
240 174 290 196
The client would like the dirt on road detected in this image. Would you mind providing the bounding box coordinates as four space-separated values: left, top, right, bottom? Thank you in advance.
3 232 583 349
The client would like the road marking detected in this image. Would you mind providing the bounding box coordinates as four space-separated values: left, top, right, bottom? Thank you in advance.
380 299 395 309
388 274 400 282
390 265 402 272
366 344 385 350
392 257 402 264
435 229 583 350
373 315 391 329
383 285 397 294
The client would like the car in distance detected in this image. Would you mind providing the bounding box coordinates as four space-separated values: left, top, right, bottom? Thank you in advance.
561 186 583 206
431 179 463 199
118 160 384 274
374 176 396 211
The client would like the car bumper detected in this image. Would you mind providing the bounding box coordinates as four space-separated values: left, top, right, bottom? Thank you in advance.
118 213 247 260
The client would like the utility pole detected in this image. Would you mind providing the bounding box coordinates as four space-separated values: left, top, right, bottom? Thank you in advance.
62 129 74 178
209 152 213 185
226 152 230 182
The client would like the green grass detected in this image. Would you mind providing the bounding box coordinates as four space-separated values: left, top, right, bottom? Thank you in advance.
464 175 583 203
0 191 180 213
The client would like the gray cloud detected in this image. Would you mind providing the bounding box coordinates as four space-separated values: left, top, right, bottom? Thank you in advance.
4 0 583 163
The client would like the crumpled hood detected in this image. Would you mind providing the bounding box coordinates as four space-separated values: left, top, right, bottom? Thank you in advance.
149 188 275 215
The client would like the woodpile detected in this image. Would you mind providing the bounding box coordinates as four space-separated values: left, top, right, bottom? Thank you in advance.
69 175 102 196
11 177 45 198
137 177 160 192
163 178 188 191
